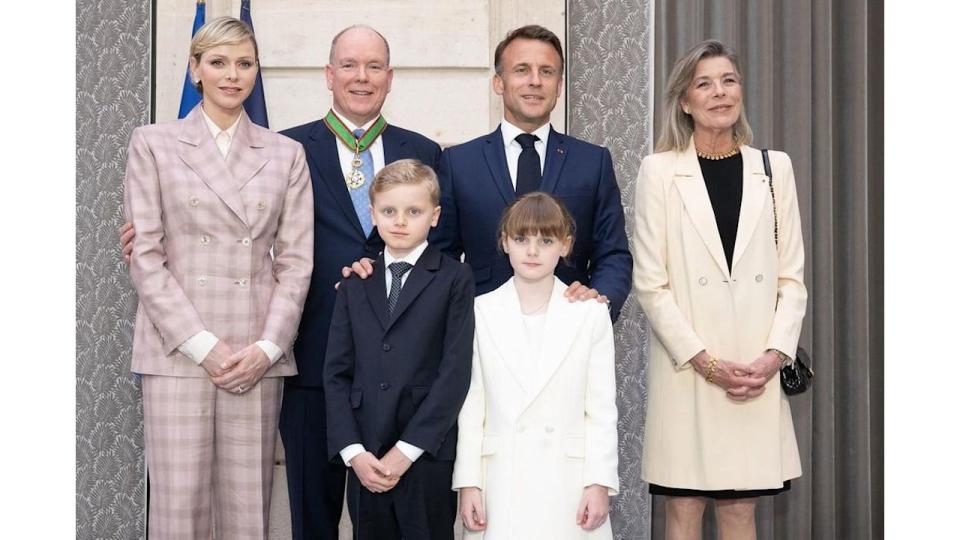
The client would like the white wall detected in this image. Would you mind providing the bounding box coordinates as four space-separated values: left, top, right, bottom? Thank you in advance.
155 0 567 145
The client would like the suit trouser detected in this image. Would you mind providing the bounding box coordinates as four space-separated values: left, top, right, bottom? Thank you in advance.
279 383 347 540
142 375 282 540
347 458 456 540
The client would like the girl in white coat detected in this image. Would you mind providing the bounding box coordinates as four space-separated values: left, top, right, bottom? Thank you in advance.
452 193 619 539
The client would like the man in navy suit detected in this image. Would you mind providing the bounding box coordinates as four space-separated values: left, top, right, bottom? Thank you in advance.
279 26 441 540
430 25 632 319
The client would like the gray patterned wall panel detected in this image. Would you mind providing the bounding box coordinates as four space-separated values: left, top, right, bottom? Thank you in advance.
567 1 652 538
76 0 150 538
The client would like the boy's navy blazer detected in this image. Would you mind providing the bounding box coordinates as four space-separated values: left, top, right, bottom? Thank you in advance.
430 125 632 320
323 245 475 461
280 120 441 386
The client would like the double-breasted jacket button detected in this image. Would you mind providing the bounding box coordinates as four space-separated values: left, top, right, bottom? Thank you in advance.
240 237 252 247
382 343 391 352
199 235 211 245
256 201 266 211
189 196 200 207
379 382 389 390
197 275 207 286
544 426 554 434
234 278 247 287
755 274 764 282
698 276 708 286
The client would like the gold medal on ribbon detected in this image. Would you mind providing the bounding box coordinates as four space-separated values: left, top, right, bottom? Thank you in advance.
323 110 388 191
347 153 365 189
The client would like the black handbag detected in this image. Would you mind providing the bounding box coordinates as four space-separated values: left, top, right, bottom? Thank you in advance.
762 149 813 396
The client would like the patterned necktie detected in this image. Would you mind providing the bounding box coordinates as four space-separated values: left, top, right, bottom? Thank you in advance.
350 128 375 237
387 261 414 315
515 133 542 196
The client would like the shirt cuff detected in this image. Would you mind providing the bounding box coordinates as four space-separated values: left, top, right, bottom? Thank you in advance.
256 339 283 364
396 440 424 462
177 331 218 364
340 444 366 467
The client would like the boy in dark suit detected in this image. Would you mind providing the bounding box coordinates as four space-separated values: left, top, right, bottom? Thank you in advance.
323 159 475 540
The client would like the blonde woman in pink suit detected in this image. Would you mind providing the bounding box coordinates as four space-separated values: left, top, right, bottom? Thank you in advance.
122 17 313 539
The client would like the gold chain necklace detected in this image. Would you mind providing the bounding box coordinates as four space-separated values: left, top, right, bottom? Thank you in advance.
695 144 740 160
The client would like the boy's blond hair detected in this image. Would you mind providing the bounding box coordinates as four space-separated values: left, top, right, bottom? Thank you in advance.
369 159 440 206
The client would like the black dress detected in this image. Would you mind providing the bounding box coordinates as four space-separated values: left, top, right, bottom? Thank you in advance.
647 151 791 500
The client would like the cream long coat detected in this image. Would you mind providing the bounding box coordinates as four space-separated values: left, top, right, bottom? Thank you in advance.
124 106 314 377
452 277 619 540
632 142 806 490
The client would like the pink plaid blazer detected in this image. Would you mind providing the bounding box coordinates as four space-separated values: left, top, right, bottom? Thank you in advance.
123 106 314 377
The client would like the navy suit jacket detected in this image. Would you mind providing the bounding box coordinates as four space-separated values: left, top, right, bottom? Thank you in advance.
431 126 632 320
281 120 441 386
323 245 475 461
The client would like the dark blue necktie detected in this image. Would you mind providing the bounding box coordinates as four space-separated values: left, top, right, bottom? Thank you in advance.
515 133 541 196
387 261 413 315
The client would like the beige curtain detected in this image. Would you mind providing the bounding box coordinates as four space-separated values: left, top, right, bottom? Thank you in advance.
652 1 883 538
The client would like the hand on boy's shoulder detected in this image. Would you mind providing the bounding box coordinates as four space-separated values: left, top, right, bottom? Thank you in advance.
336 257 377 290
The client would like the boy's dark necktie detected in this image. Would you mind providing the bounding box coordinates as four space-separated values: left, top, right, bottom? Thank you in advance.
515 133 541 196
387 261 413 315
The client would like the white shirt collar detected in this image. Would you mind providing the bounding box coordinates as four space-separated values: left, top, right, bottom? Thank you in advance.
332 106 379 135
200 105 242 139
384 240 429 268
500 118 551 149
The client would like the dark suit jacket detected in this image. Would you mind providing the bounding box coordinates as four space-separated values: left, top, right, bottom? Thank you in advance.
323 245 475 461
280 121 441 386
431 125 632 320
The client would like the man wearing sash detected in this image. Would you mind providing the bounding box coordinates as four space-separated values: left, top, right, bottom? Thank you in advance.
431 25 632 320
279 25 441 540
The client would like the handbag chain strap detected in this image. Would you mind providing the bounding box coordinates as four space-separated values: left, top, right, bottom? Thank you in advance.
761 149 779 248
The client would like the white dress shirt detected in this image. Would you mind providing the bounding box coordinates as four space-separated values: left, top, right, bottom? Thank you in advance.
332 107 387 181
500 119 551 189
177 107 283 366
340 241 430 466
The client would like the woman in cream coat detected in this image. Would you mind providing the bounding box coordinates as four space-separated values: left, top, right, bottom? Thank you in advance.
633 40 806 539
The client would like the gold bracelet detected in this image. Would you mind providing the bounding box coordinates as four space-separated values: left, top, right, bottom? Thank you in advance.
705 356 719 384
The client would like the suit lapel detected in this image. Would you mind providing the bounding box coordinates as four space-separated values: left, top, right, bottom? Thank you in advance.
539 127 568 194
673 142 730 278
382 125 409 162
484 279 532 393
731 146 771 271
481 126 516 205
227 113 269 190
306 123 366 238
520 277 581 411
177 106 249 226
362 254 390 330
385 246 440 330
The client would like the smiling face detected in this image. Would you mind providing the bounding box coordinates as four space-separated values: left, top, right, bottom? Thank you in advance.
370 183 440 258
680 56 743 138
326 27 393 126
502 231 571 284
493 38 563 132
190 40 258 123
